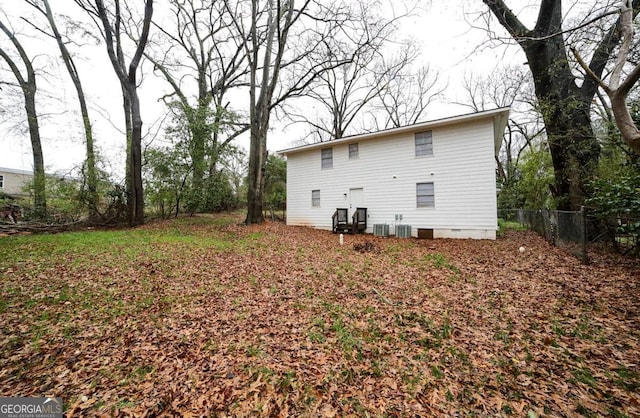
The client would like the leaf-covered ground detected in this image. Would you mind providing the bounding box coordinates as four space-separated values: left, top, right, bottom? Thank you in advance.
1 214 639 417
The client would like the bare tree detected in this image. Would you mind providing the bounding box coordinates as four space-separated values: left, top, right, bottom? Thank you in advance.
285 2 415 142
573 0 640 155
375 60 443 129
227 0 352 224
244 0 292 224
481 0 640 210
25 0 100 219
76 0 153 226
459 65 545 205
145 0 250 210
0 18 46 218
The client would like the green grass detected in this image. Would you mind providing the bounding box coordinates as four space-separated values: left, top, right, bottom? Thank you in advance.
1 213 638 416
115 399 135 409
0 215 258 330
430 364 444 379
573 367 597 388
613 367 640 391
498 218 527 233
132 365 154 380
246 344 264 357
0 216 252 267
423 253 460 274
396 311 453 350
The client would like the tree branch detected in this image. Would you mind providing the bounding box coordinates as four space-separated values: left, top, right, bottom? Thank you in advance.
482 0 531 40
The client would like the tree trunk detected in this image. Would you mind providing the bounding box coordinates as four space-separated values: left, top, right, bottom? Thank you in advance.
93 0 152 227
83 114 99 217
122 86 134 225
189 100 210 211
191 73 210 210
0 18 46 219
41 0 98 218
522 35 600 210
245 126 266 224
610 89 640 155
129 85 145 226
245 0 279 225
25 89 46 219
245 0 261 224
482 0 637 210
541 94 599 210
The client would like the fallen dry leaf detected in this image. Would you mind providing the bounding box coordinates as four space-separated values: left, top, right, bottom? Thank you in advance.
0 214 638 416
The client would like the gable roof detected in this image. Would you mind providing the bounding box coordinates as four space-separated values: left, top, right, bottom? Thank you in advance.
277 107 510 156
0 167 34 176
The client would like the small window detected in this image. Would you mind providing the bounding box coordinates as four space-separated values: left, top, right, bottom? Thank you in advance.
312 190 320 207
417 182 434 208
321 148 333 169
0 175 3 188
349 143 359 159
415 131 433 157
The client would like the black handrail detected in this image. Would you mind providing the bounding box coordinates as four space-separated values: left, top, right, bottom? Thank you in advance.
352 207 367 234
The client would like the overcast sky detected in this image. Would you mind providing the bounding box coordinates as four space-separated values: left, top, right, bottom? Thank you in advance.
0 0 522 176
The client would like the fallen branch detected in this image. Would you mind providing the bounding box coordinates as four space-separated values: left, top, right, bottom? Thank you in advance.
0 220 90 234
371 287 399 306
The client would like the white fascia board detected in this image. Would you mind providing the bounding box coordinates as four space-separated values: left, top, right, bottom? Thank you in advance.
277 107 510 156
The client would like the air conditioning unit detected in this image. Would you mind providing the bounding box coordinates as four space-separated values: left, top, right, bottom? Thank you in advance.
396 224 412 238
373 224 389 237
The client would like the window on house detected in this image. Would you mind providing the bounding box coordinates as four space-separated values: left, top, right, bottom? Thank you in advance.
349 143 359 159
415 131 433 157
312 190 320 207
321 148 333 169
0 175 3 188
416 182 435 208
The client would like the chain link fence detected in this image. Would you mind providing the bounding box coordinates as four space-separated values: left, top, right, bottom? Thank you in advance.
499 209 640 264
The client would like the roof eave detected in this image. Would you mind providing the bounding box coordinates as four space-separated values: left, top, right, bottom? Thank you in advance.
277 107 510 156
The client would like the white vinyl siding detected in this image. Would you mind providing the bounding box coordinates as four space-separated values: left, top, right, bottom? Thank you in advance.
283 109 506 238
321 148 333 169
416 182 434 208
0 169 34 196
311 190 320 207
349 143 359 159
415 131 433 157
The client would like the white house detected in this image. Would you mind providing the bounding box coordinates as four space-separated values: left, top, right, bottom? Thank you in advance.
277 107 510 240
0 167 34 197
